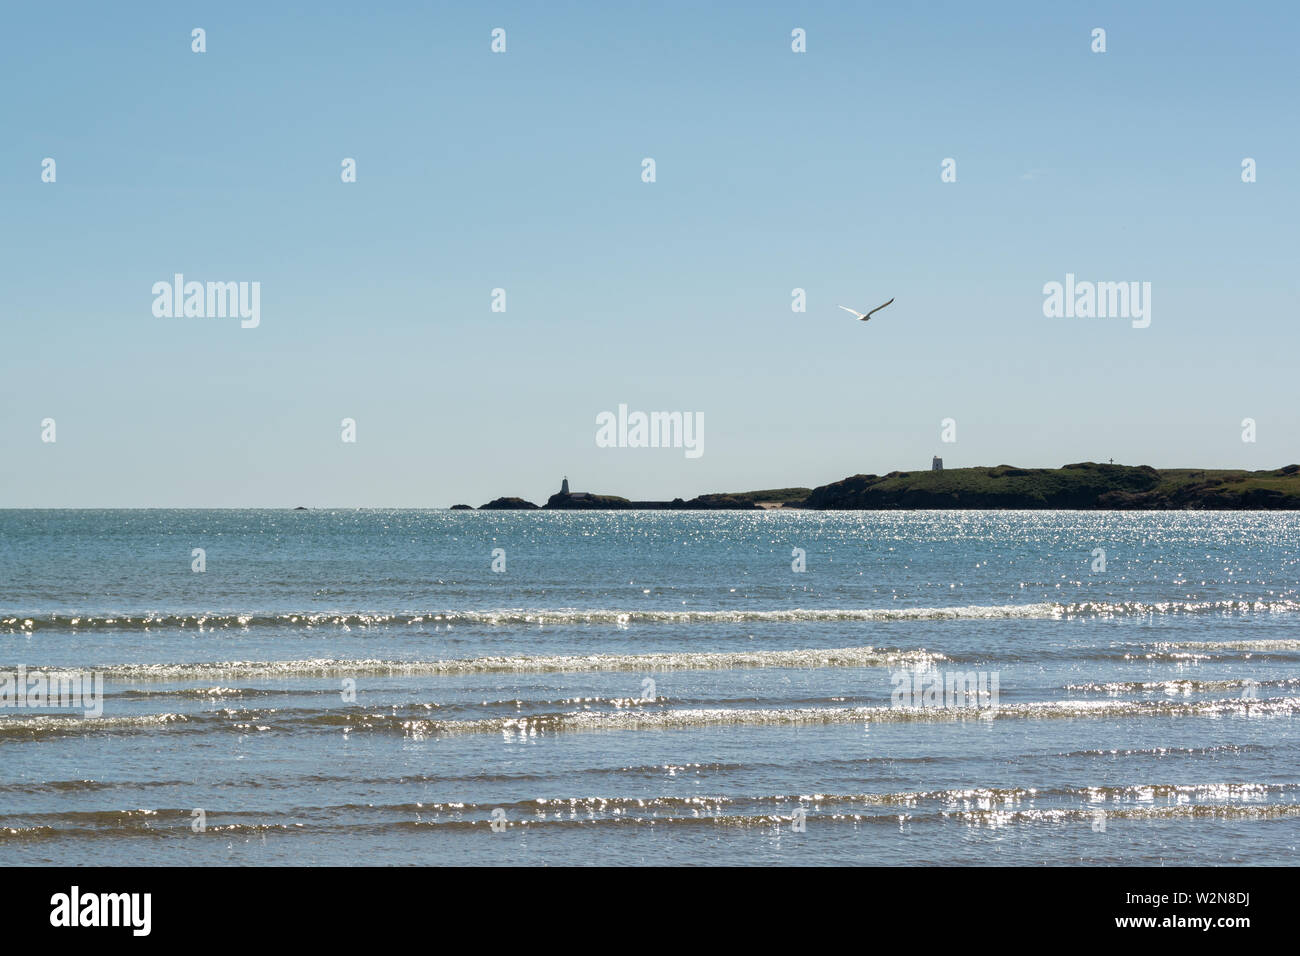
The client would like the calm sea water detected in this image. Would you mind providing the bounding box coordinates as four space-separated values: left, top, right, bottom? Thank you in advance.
1 509 1298 866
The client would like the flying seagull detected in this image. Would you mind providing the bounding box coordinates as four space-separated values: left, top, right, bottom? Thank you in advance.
839 298 894 322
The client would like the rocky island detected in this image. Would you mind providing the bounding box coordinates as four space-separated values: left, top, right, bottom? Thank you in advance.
477 478 809 511
473 465 1300 511
796 462 1300 510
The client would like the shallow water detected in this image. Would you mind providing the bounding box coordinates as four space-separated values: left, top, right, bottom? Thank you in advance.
1 509 1297 865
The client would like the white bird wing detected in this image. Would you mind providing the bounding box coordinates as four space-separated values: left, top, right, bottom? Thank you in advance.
838 305 865 319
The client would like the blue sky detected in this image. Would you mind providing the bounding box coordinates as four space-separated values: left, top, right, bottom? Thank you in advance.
2 1 1296 506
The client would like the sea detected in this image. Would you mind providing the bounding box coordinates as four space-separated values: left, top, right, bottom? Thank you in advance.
1 509 1297 866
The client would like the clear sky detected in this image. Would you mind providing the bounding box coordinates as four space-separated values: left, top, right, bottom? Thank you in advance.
2 1 1296 507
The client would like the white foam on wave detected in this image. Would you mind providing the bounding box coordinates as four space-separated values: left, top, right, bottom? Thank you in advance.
5 598 1296 633
396 695 1300 739
34 645 945 682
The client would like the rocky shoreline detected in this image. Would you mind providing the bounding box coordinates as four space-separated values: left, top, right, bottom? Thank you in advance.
480 492 766 511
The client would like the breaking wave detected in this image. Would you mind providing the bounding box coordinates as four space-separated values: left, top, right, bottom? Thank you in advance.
5 599 1298 633
13 645 945 682
4 696 1295 741
4 781 1297 840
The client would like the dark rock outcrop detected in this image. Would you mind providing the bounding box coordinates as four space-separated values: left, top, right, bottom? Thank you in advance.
545 492 635 509
543 492 760 510
479 497 539 510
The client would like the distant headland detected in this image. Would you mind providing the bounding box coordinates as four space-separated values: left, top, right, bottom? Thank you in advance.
474 464 1300 511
